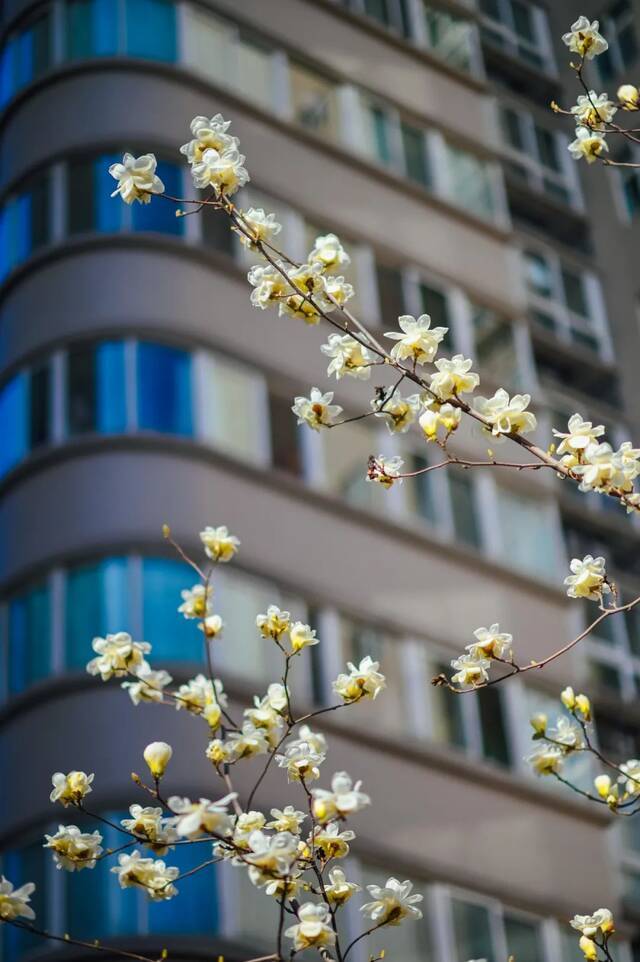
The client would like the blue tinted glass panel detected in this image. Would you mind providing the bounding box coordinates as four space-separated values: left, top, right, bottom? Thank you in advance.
67 341 127 435
2 844 47 958
0 374 29 477
97 342 127 432
65 811 140 938
9 582 50 694
0 38 17 108
148 841 218 934
142 558 203 662
97 154 124 232
136 343 193 435
125 0 177 61
131 162 182 235
65 0 118 59
65 558 129 669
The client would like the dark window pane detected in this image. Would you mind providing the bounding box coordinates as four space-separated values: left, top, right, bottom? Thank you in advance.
432 661 466 747
29 12 52 80
131 161 183 235
67 342 126 435
29 363 51 448
561 268 588 317
376 264 405 325
419 283 452 349
65 558 129 668
478 686 510 765
125 0 177 61
511 0 535 43
8 582 50 693
401 122 430 185
411 455 436 523
535 126 560 172
449 471 481 548
364 0 391 27
0 374 29 476
451 899 493 962
504 916 544 962
524 251 553 298
137 342 193 435
500 107 524 150
202 210 234 254
67 157 97 234
65 0 118 59
142 558 204 662
370 106 393 165
148 842 219 933
270 393 303 476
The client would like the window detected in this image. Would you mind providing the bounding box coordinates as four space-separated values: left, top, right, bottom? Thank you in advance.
0 9 52 107
376 263 406 325
66 341 127 435
401 122 431 186
504 914 545 961
0 170 52 280
419 281 453 351
523 249 609 356
338 618 408 735
451 897 494 962
615 143 640 219
430 659 466 748
582 584 640 703
65 558 130 669
290 62 340 140
136 342 193 436
597 1 638 82
0 374 29 477
64 0 176 62
270 393 304 476
499 106 577 206
198 354 266 465
142 558 206 663
478 0 553 72
8 581 51 693
406 454 437 525
125 0 177 62
64 0 118 59
443 143 498 220
477 686 510 765
495 486 560 580
422 4 477 72
448 471 482 550
472 303 523 389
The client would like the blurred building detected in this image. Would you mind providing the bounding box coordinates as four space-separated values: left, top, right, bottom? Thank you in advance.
2 0 640 959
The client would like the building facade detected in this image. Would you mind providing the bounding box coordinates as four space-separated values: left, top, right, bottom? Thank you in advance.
1 0 640 959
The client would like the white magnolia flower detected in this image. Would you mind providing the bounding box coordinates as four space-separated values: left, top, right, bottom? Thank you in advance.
553 414 605 462
266 806 306 834
199 614 224 639
122 667 172 706
121 805 178 855
308 233 350 271
571 91 617 128
244 692 286 741
361 877 424 926
325 867 361 904
205 738 233 766
527 743 564 776
109 153 164 205
323 274 355 309
247 262 290 310
168 794 236 838
291 725 328 757
179 114 238 165
175 673 226 728
560 687 591 720
385 314 447 365
310 822 355 859
562 17 609 59
233 811 267 848
549 716 584 750
419 400 461 440
311 771 371 823
240 207 282 248
568 127 608 164
257 605 291 640
276 739 326 782
191 145 249 195
564 555 609 601
292 388 343 430
143 742 173 779
289 622 319 653
570 909 615 938
0 876 36 921
178 584 213 619
466 624 512 661
450 653 490 688
372 391 421 434
50 771 94 807
618 84 640 109
367 454 404 488
86 632 151 681
279 262 326 323
285 902 336 952
225 722 271 760
264 682 290 713
199 525 240 562
430 355 479 400
472 388 537 437
333 656 386 702
245 830 299 876
321 333 373 380
44 825 103 871
111 850 179 900
619 759 640 795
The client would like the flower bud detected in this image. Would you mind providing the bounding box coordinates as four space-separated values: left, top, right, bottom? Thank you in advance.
594 774 611 798
560 686 576 710
618 83 640 109
575 693 591 720
530 713 547 735
579 935 598 960
143 741 172 779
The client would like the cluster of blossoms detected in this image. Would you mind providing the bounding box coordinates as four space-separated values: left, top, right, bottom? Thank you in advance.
527 687 591 777
553 414 640 508
570 909 615 960
448 624 514 690
564 554 611 602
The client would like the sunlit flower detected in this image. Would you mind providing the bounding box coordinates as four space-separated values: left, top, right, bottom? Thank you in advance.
309 822 355 860
419 400 461 440
323 275 355 309
225 722 271 760
143 742 172 779
321 333 373 380
245 830 299 878
199 525 240 562
285 902 336 952
385 314 448 365
178 584 213 619
168 794 236 838
292 725 327 757
450 653 490 688
248 262 290 310
333 656 386 702
570 909 615 938
44 826 103 871
0 877 36 921
466 624 513 661
562 17 608 59
553 414 605 463
276 739 325 782
618 84 640 109
191 145 249 194
199 614 224 639
205 738 233 766
279 263 326 323
175 673 226 727
256 605 291 641
527 743 564 776
564 555 609 601
619 759 640 796
109 153 164 205
50 771 94 807
311 771 371 823
240 207 282 248
122 667 172 705
233 811 267 848
571 92 617 128
568 127 608 164
472 388 536 437
361 877 424 926
86 632 151 681
292 388 343 430
548 716 584 750
308 233 350 271
430 355 479 400
372 391 421 434
367 454 404 488
111 851 179 900
179 114 238 165
289 622 319 653
325 867 361 905
266 806 306 834
121 805 178 855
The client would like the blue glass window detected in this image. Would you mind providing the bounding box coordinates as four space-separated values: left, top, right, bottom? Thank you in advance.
147 839 218 934
65 558 130 669
0 172 51 280
125 0 177 62
65 812 140 938
66 341 127 435
142 558 203 662
131 161 182 235
0 374 28 477
0 11 52 109
1 843 47 959
64 0 118 60
136 343 193 436
8 581 50 694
